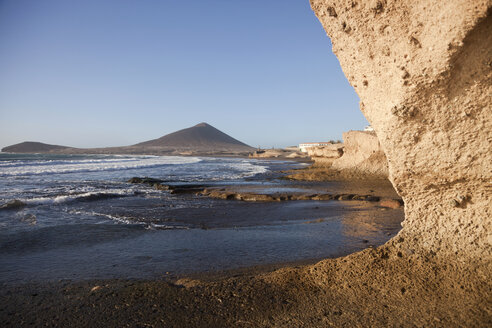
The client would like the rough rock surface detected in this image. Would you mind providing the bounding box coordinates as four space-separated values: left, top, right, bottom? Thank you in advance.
310 0 491 259
249 148 308 159
305 143 344 166
331 130 388 177
305 143 343 158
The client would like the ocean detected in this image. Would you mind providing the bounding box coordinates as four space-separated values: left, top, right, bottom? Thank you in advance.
0 153 403 284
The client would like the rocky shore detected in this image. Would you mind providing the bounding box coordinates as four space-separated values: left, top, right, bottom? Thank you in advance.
127 176 403 208
1 0 489 326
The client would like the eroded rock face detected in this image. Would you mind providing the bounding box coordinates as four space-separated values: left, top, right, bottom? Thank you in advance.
331 130 388 177
310 0 491 257
306 143 344 166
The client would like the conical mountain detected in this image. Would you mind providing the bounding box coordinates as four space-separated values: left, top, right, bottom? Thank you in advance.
1 123 254 155
134 123 253 151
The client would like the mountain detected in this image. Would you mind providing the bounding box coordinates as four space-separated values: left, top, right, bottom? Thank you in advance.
1 142 69 153
134 123 253 151
1 123 254 155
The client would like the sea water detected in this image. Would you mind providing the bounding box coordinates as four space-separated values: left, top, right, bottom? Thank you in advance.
0 153 403 284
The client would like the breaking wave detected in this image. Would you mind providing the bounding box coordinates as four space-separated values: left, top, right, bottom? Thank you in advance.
0 156 202 177
8 189 138 207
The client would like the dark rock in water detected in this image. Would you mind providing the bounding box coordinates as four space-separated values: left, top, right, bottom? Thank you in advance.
128 177 170 191
153 184 170 191
337 194 356 200
169 185 208 194
365 196 381 202
128 177 211 193
312 194 334 201
0 200 27 210
128 177 164 184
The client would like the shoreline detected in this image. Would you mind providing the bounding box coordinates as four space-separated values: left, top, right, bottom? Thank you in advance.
2 246 489 327
1 156 403 287
1 158 489 326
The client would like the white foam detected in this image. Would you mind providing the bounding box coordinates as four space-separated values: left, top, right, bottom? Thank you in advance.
146 223 190 230
0 156 202 177
22 189 136 205
235 160 268 177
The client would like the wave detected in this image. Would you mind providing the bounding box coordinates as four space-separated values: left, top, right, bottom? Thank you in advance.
69 210 190 230
234 160 268 177
0 157 145 168
0 156 202 177
11 189 138 206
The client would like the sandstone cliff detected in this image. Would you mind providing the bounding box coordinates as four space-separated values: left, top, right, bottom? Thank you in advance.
305 143 344 166
311 0 491 259
331 130 388 177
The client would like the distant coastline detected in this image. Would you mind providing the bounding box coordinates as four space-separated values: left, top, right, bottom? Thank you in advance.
1 122 255 157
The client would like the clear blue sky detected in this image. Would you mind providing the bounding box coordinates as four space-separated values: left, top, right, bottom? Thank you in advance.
0 0 365 149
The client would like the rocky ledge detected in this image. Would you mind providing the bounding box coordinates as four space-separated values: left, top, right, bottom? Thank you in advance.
128 176 403 208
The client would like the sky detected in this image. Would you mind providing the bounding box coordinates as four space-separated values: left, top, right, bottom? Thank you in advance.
0 0 365 149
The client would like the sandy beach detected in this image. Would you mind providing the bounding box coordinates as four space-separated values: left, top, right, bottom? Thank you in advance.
2 236 489 327
0 158 415 327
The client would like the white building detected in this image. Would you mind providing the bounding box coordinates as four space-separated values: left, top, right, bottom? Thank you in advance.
299 142 333 153
364 125 374 132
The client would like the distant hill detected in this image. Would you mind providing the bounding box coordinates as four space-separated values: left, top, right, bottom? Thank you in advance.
1 123 254 155
1 142 69 153
133 123 253 152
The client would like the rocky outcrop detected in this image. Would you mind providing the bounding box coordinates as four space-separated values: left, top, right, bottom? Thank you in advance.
331 131 388 177
305 143 344 166
249 149 308 159
310 0 491 259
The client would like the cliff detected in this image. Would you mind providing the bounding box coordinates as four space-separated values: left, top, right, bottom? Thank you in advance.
311 0 491 259
305 143 343 166
331 131 388 177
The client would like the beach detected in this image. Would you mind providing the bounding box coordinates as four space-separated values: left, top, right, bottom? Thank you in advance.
0 153 413 326
0 154 488 327
2 235 488 327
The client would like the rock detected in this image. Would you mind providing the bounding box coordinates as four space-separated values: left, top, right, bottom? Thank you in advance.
303 218 325 224
174 278 201 288
169 186 206 194
365 196 380 202
154 184 170 191
238 193 276 202
331 131 388 178
306 143 344 166
128 177 164 184
286 152 308 158
0 200 27 210
311 194 334 201
337 194 356 200
379 199 403 209
90 286 101 293
311 0 491 258
307 143 344 157
249 149 284 158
